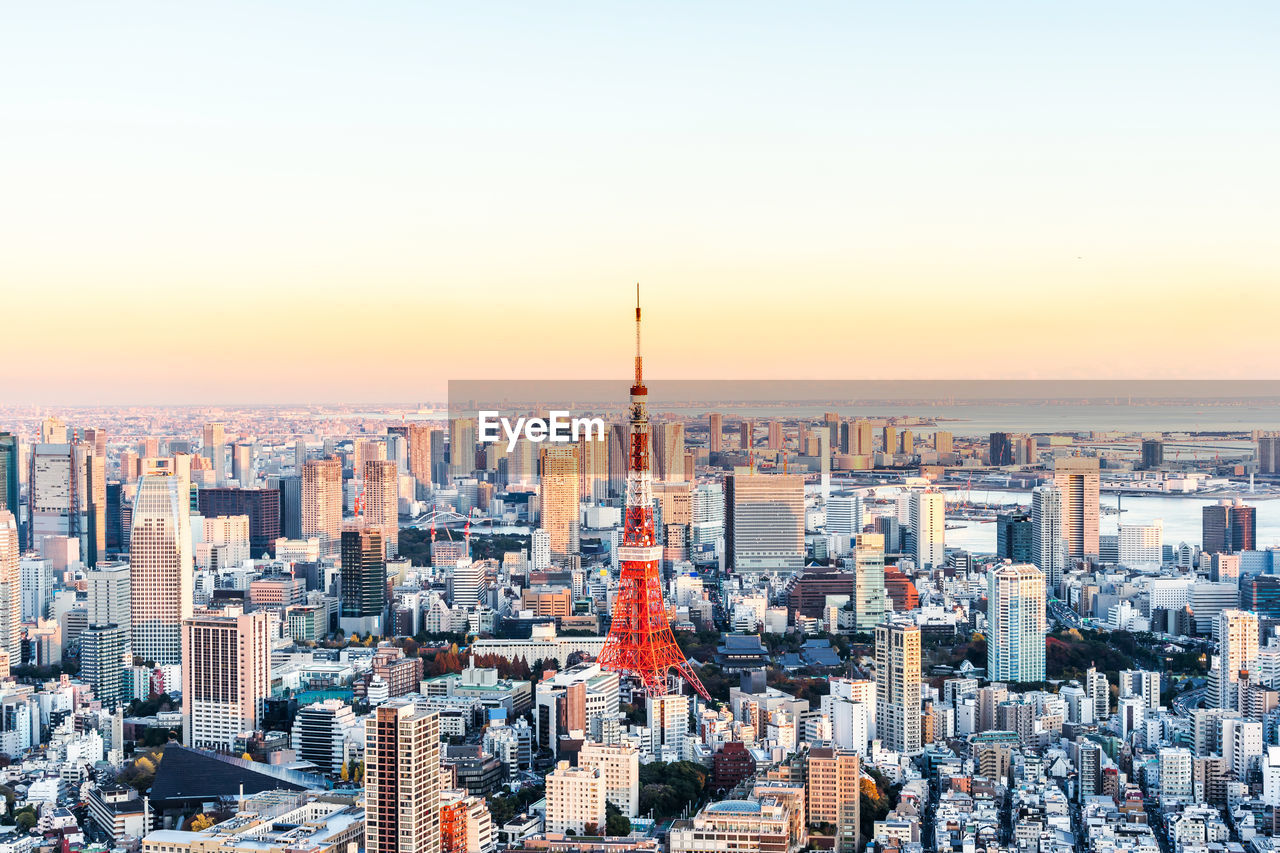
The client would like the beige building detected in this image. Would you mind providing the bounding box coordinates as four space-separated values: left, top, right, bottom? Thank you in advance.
364 459 400 558
0 512 19 664
131 473 193 665
539 445 580 560
182 607 271 751
579 741 640 818
875 622 921 755
1053 456 1100 559
805 748 859 851
545 761 606 835
1216 609 1260 710
303 457 343 558
366 702 442 853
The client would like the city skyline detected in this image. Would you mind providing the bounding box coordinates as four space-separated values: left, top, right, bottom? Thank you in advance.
4 3 1279 403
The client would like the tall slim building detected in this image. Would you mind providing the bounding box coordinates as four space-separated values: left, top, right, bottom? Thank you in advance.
539 445 580 560
182 607 271 751
302 457 343 558
578 434 609 503
739 420 753 451
909 490 945 569
853 533 887 631
449 418 477 479
934 431 953 455
203 422 225 458
1216 609 1259 710
0 434 20 547
1141 438 1164 469
989 433 1013 466
995 510 1033 564
1203 499 1256 555
650 422 686 483
231 443 254 485
1031 485 1065 592
364 460 400 559
81 625 129 709
708 413 723 453
1053 457 1100 559
130 474 193 665
0 512 19 664
852 420 873 457
724 473 804 575
767 421 783 452
987 564 1047 683
341 528 386 636
881 426 897 456
875 622 921 754
365 702 442 853
87 561 131 634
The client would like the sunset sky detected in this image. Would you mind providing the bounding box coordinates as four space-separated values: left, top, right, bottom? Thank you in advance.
2 2 1277 404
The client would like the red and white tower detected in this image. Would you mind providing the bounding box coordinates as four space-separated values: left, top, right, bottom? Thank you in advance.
598 287 710 700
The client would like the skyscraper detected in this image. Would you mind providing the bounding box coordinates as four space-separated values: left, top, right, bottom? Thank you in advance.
1215 609 1259 710
853 533 887 632
302 457 343 558
0 434 19 547
578 434 609 503
363 460 400 559
365 702 442 853
881 426 897 456
995 510 1033 564
182 606 271 751
934 430 953 455
341 527 386 636
130 473 193 665
449 418 477 479
875 622 921 754
1141 438 1164 469
724 473 805 575
989 432 1013 466
539 444 580 560
0 511 19 664
1054 457 1100 559
739 420 752 451
852 420 874 456
1203 498 1256 555
1030 485 1065 592
708 413 723 453
909 490 945 569
232 443 254 485
987 564 1047 683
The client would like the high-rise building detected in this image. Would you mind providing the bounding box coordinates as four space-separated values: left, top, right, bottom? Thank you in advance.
875 622 921 754
987 564 1047 683
1203 499 1256 555
826 494 863 536
996 510 1033 564
539 445 580 560
230 443 253 485
341 528 386 636
806 746 860 849
292 699 358 777
1257 434 1280 476
182 607 271 751
725 473 804 575
651 423 685 483
1117 521 1163 568
989 433 1013 466
934 431 953 455
81 625 129 709
578 742 640 818
853 533 887 632
767 421 783 452
881 426 897 456
197 487 282 556
364 460 400 559
1215 609 1259 710
0 434 20 547
1141 438 1164 469
302 458 343 558
0 512 19 664
130 474 193 665
203 422 225 459
852 420 873 457
909 490 945 569
1241 575 1280 619
708 413 723 453
1030 485 1065 592
87 561 131 635
545 761 607 835
739 420 752 451
1053 457 1100 559
578 434 609 504
646 693 690 761
449 418 477 479
365 702 442 853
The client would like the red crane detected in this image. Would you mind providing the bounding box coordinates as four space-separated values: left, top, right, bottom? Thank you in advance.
598 286 710 700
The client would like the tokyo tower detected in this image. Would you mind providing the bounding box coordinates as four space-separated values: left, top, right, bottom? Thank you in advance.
598 286 710 700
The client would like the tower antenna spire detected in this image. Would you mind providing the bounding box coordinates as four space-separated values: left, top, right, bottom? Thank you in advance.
634 282 643 389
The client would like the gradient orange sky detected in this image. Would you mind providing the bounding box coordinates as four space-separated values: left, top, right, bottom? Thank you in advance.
2 2 1277 404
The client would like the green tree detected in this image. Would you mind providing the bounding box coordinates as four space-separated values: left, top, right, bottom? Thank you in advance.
605 802 631 837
